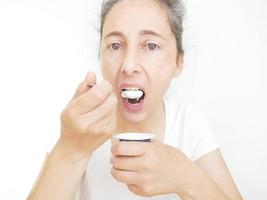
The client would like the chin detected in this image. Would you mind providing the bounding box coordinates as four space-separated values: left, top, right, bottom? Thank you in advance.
122 112 148 124
117 104 151 124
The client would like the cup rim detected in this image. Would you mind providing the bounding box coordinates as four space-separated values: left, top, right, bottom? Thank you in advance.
113 132 155 141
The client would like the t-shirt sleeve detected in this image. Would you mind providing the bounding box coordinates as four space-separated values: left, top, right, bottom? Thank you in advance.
185 106 220 161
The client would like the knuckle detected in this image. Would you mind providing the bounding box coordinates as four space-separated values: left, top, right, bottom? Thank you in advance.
143 159 151 170
110 157 118 168
60 108 72 123
91 89 104 102
111 144 122 156
140 184 154 197
111 168 121 181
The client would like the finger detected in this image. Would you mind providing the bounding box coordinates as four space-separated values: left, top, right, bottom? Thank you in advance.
70 80 113 114
84 109 117 139
127 184 147 197
81 92 117 124
71 71 96 101
111 167 139 185
127 184 139 194
111 142 148 157
110 156 143 171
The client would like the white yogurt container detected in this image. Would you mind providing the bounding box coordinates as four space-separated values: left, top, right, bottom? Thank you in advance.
113 132 155 142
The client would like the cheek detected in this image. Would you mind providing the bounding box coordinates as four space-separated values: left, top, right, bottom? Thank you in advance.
147 62 176 99
140 48 177 75
139 52 164 69
151 70 172 97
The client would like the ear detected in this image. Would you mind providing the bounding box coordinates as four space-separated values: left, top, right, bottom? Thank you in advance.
173 53 184 77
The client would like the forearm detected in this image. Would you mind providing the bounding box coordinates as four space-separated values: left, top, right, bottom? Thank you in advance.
27 140 91 200
180 163 229 200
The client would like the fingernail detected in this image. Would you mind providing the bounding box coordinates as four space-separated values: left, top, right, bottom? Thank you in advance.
87 83 95 89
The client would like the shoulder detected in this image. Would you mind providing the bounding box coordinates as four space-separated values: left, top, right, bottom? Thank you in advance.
164 97 219 161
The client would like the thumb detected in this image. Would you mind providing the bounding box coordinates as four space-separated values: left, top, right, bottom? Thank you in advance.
71 71 96 100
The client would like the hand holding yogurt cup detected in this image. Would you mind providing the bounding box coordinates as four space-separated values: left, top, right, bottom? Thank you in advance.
110 133 196 197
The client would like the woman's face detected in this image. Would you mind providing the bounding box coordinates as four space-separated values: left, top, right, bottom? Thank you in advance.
100 0 183 123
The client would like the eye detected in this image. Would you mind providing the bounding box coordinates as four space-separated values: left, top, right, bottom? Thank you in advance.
109 43 121 50
144 43 160 51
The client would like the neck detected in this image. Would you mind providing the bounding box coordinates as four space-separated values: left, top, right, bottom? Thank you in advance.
115 100 166 140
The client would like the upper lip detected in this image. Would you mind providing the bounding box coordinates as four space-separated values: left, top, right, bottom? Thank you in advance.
119 83 145 92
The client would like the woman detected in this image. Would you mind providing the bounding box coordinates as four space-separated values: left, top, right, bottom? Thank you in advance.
28 0 243 199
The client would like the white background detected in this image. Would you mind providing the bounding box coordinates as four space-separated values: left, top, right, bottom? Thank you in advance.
0 0 266 199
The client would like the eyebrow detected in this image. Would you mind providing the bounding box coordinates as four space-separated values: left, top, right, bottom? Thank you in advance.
104 31 124 40
139 30 166 40
103 29 166 40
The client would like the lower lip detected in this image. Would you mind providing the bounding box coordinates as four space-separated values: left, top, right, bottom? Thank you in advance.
122 98 144 113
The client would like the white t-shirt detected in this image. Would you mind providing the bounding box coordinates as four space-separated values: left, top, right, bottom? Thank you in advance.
73 96 219 200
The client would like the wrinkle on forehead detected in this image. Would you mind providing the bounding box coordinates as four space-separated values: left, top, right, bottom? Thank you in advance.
102 0 175 42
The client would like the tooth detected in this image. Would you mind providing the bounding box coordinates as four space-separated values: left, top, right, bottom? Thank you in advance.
121 89 143 99
122 88 139 91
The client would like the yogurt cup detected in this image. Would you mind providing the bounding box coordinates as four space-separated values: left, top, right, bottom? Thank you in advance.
113 132 155 142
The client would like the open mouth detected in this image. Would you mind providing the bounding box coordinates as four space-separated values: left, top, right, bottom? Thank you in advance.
121 87 145 104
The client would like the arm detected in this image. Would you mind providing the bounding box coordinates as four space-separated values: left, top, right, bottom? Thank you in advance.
27 72 117 200
27 153 50 198
190 149 243 200
27 142 90 200
180 149 243 200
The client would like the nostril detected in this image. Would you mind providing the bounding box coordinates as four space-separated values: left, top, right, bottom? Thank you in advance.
121 65 138 75
121 56 141 75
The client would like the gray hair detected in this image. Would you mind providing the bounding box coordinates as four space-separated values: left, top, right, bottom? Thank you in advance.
100 0 185 55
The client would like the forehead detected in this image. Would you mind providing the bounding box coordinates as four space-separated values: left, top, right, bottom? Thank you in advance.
102 0 173 38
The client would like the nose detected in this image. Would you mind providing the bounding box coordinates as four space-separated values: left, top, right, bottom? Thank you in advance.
120 49 141 76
